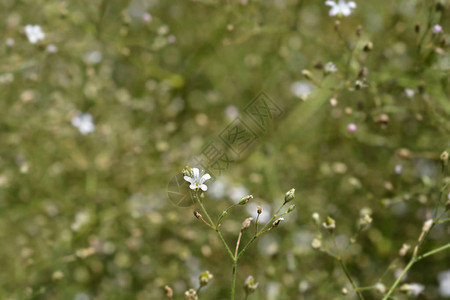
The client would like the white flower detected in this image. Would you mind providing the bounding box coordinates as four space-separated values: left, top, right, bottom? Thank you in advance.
184 168 211 191
325 0 356 17
71 112 96 135
46 44 58 53
405 88 415 98
324 62 338 74
24 25 45 44
433 24 443 34
401 283 425 297
438 270 450 297
291 81 315 98
85 51 103 65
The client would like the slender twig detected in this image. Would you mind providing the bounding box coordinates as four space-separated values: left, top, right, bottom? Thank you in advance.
338 258 365 300
416 242 450 261
194 194 235 260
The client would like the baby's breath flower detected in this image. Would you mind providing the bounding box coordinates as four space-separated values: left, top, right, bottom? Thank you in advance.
323 216 336 232
325 0 356 17
358 214 373 230
184 289 198 300
375 282 386 294
324 62 338 75
71 112 95 135
244 276 259 295
24 25 45 44
311 238 322 249
183 168 211 191
400 283 424 297
433 24 443 34
199 271 214 286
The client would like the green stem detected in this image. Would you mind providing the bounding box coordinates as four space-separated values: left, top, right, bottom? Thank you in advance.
382 258 416 300
217 203 240 227
231 259 237 300
237 203 286 259
195 194 235 260
338 258 365 300
417 242 450 261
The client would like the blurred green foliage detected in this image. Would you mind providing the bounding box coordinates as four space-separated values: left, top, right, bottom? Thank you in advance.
0 0 450 299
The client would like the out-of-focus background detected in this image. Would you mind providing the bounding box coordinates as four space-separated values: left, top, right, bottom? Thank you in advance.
1 0 450 299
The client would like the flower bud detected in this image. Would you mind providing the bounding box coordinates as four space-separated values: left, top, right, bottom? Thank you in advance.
284 188 295 203
287 204 296 213
241 217 253 231
182 166 193 177
358 214 373 230
440 151 448 166
199 271 214 287
193 211 202 219
185 289 198 300
342 288 348 295
239 195 253 205
302 70 312 80
415 23 421 34
164 285 174 298
244 276 259 295
312 212 320 225
257 206 262 215
273 217 284 227
375 283 386 294
399 243 411 257
363 41 373 52
323 216 336 232
311 238 322 250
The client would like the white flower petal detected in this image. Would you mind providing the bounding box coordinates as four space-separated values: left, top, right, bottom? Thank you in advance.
200 184 208 191
200 173 211 183
189 183 197 190
192 168 200 180
325 0 336 6
184 176 194 184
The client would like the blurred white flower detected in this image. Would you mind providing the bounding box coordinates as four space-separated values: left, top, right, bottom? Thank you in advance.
291 81 315 98
71 211 90 232
71 112 96 135
46 44 58 53
209 179 226 199
401 283 424 297
324 61 338 74
24 25 45 44
395 164 403 175
438 270 450 297
225 105 239 119
433 24 443 34
325 0 356 17
167 35 176 44
142 12 152 23
5 38 14 47
85 51 103 65
405 88 415 98
228 185 250 203
184 168 211 191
